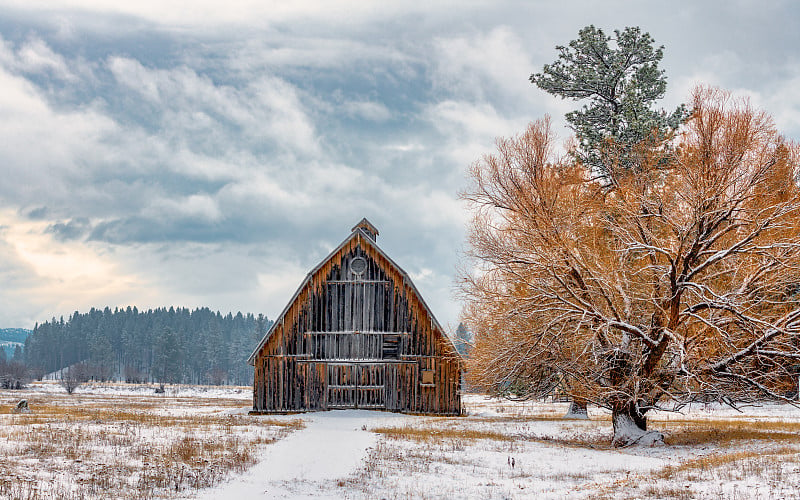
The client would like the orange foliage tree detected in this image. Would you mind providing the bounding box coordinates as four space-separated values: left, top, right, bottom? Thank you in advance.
461 88 800 446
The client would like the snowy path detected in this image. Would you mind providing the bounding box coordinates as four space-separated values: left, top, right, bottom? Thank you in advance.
195 410 410 499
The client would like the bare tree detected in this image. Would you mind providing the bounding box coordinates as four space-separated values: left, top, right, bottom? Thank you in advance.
0 361 29 390
462 88 800 446
60 362 90 395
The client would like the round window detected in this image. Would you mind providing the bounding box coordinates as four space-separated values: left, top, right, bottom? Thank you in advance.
350 256 367 276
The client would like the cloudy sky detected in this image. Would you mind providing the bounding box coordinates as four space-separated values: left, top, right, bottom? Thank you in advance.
1 0 798 331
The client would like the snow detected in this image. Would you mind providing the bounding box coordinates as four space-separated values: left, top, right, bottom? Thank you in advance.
0 381 290 499
189 395 800 499
195 410 410 499
3 384 800 499
610 412 665 447
27 379 252 399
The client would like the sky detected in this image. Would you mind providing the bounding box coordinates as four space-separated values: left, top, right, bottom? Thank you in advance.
1 0 799 331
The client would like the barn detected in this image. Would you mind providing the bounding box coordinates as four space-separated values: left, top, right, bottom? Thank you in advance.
248 219 462 415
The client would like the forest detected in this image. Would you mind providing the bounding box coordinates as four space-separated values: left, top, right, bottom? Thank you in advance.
23 307 271 386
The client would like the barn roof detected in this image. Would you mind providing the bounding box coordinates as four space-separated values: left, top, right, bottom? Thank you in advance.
351 217 379 240
248 221 460 365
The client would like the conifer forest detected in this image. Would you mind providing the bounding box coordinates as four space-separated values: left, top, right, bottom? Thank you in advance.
23 307 271 385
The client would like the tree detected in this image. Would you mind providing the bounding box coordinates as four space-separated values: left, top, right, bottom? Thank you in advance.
0 361 28 390
453 323 473 357
11 344 23 363
153 327 182 384
60 362 90 394
462 88 800 446
255 313 267 342
89 333 115 381
24 306 267 385
530 25 687 185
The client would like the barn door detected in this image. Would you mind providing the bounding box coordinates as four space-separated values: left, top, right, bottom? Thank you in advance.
326 363 385 409
356 364 385 408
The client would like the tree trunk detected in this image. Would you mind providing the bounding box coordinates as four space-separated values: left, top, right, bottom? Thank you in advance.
611 402 663 447
563 399 589 419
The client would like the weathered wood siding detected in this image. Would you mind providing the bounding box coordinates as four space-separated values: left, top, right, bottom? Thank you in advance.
252 231 461 415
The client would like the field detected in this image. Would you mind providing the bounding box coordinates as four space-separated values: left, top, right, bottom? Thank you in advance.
2 383 800 499
0 382 302 499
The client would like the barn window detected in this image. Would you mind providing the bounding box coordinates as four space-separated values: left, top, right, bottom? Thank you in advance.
349 256 367 278
421 370 435 386
382 335 399 359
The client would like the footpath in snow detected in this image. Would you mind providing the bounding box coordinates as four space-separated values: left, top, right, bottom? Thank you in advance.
195 409 409 499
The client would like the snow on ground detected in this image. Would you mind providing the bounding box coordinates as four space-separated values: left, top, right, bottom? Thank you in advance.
196 394 800 499
27 379 252 399
0 381 300 499
3 384 800 499
196 410 411 499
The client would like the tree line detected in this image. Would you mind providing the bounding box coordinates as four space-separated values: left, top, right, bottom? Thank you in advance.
24 306 271 386
0 345 27 389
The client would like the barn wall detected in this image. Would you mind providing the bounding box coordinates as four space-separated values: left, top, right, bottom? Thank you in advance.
252 232 461 415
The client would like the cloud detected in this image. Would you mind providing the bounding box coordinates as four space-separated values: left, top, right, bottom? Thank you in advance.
107 57 320 155
1 1 799 331
432 27 535 103
341 100 392 122
0 59 120 210
46 218 91 241
2 36 74 80
422 99 532 171
2 0 493 29
0 210 146 325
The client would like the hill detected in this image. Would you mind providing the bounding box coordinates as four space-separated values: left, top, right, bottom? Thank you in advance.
0 328 30 359
0 328 31 344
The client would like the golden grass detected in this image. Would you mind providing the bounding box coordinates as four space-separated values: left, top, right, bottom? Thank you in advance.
467 415 572 423
654 446 800 480
1 403 295 430
653 419 800 446
464 414 800 448
371 424 514 443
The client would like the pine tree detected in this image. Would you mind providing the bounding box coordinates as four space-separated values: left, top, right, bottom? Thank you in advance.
153 327 181 384
530 25 687 184
11 345 23 363
453 323 472 357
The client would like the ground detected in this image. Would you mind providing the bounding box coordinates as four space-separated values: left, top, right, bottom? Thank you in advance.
2 383 799 499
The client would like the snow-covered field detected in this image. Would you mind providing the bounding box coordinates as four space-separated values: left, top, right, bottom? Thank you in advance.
0 381 303 499
2 384 799 499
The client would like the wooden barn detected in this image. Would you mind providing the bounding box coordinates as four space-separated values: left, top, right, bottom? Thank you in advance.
248 219 462 415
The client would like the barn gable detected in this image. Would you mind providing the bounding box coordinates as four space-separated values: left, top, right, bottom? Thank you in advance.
249 220 462 415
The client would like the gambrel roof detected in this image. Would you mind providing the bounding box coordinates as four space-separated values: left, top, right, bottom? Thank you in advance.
248 220 461 365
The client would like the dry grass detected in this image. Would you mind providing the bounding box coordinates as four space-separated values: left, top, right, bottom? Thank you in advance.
653 419 800 446
371 425 514 443
654 446 800 481
359 403 800 499
585 423 800 499
590 447 800 500
0 384 302 499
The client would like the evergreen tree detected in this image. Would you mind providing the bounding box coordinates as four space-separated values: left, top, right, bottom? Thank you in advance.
11 345 23 363
530 25 687 184
153 327 181 384
23 306 270 385
454 323 473 357
255 313 267 342
89 333 115 381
